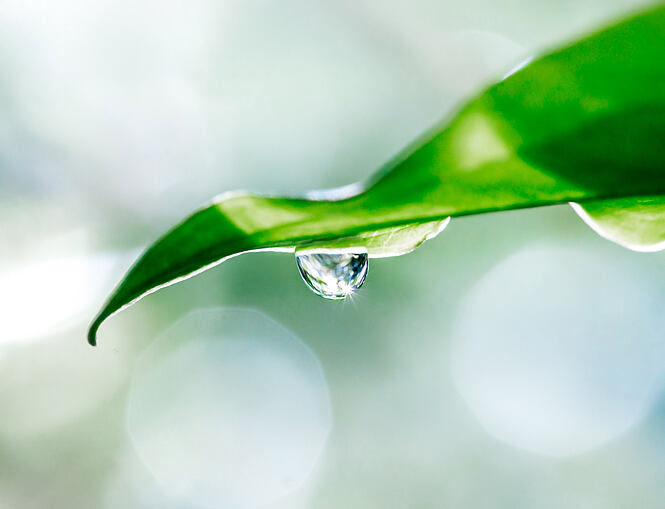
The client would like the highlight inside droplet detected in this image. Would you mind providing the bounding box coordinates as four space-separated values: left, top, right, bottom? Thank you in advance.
296 251 368 300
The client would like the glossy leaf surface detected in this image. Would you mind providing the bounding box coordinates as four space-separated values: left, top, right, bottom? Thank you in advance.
89 6 665 345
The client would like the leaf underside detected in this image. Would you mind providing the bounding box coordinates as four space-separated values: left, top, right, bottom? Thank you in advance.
89 5 665 345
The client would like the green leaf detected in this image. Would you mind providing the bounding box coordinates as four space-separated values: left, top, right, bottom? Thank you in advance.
572 196 665 252
89 5 665 345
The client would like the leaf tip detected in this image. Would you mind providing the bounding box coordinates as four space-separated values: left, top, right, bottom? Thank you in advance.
87 318 101 347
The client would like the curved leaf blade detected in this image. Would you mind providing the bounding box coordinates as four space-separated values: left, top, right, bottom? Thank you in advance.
572 197 665 252
89 5 665 345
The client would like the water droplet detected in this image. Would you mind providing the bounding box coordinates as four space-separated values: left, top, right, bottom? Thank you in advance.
296 251 368 300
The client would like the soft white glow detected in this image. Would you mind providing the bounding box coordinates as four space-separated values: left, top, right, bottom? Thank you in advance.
451 243 665 458
0 252 120 343
127 308 332 509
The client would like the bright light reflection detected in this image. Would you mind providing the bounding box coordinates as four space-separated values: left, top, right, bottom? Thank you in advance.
451 243 665 458
452 112 511 171
127 308 332 509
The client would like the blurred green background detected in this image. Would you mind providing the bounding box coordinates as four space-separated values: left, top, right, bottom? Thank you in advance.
2 0 665 507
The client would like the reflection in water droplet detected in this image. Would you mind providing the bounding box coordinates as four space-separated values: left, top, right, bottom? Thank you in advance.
296 251 368 300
